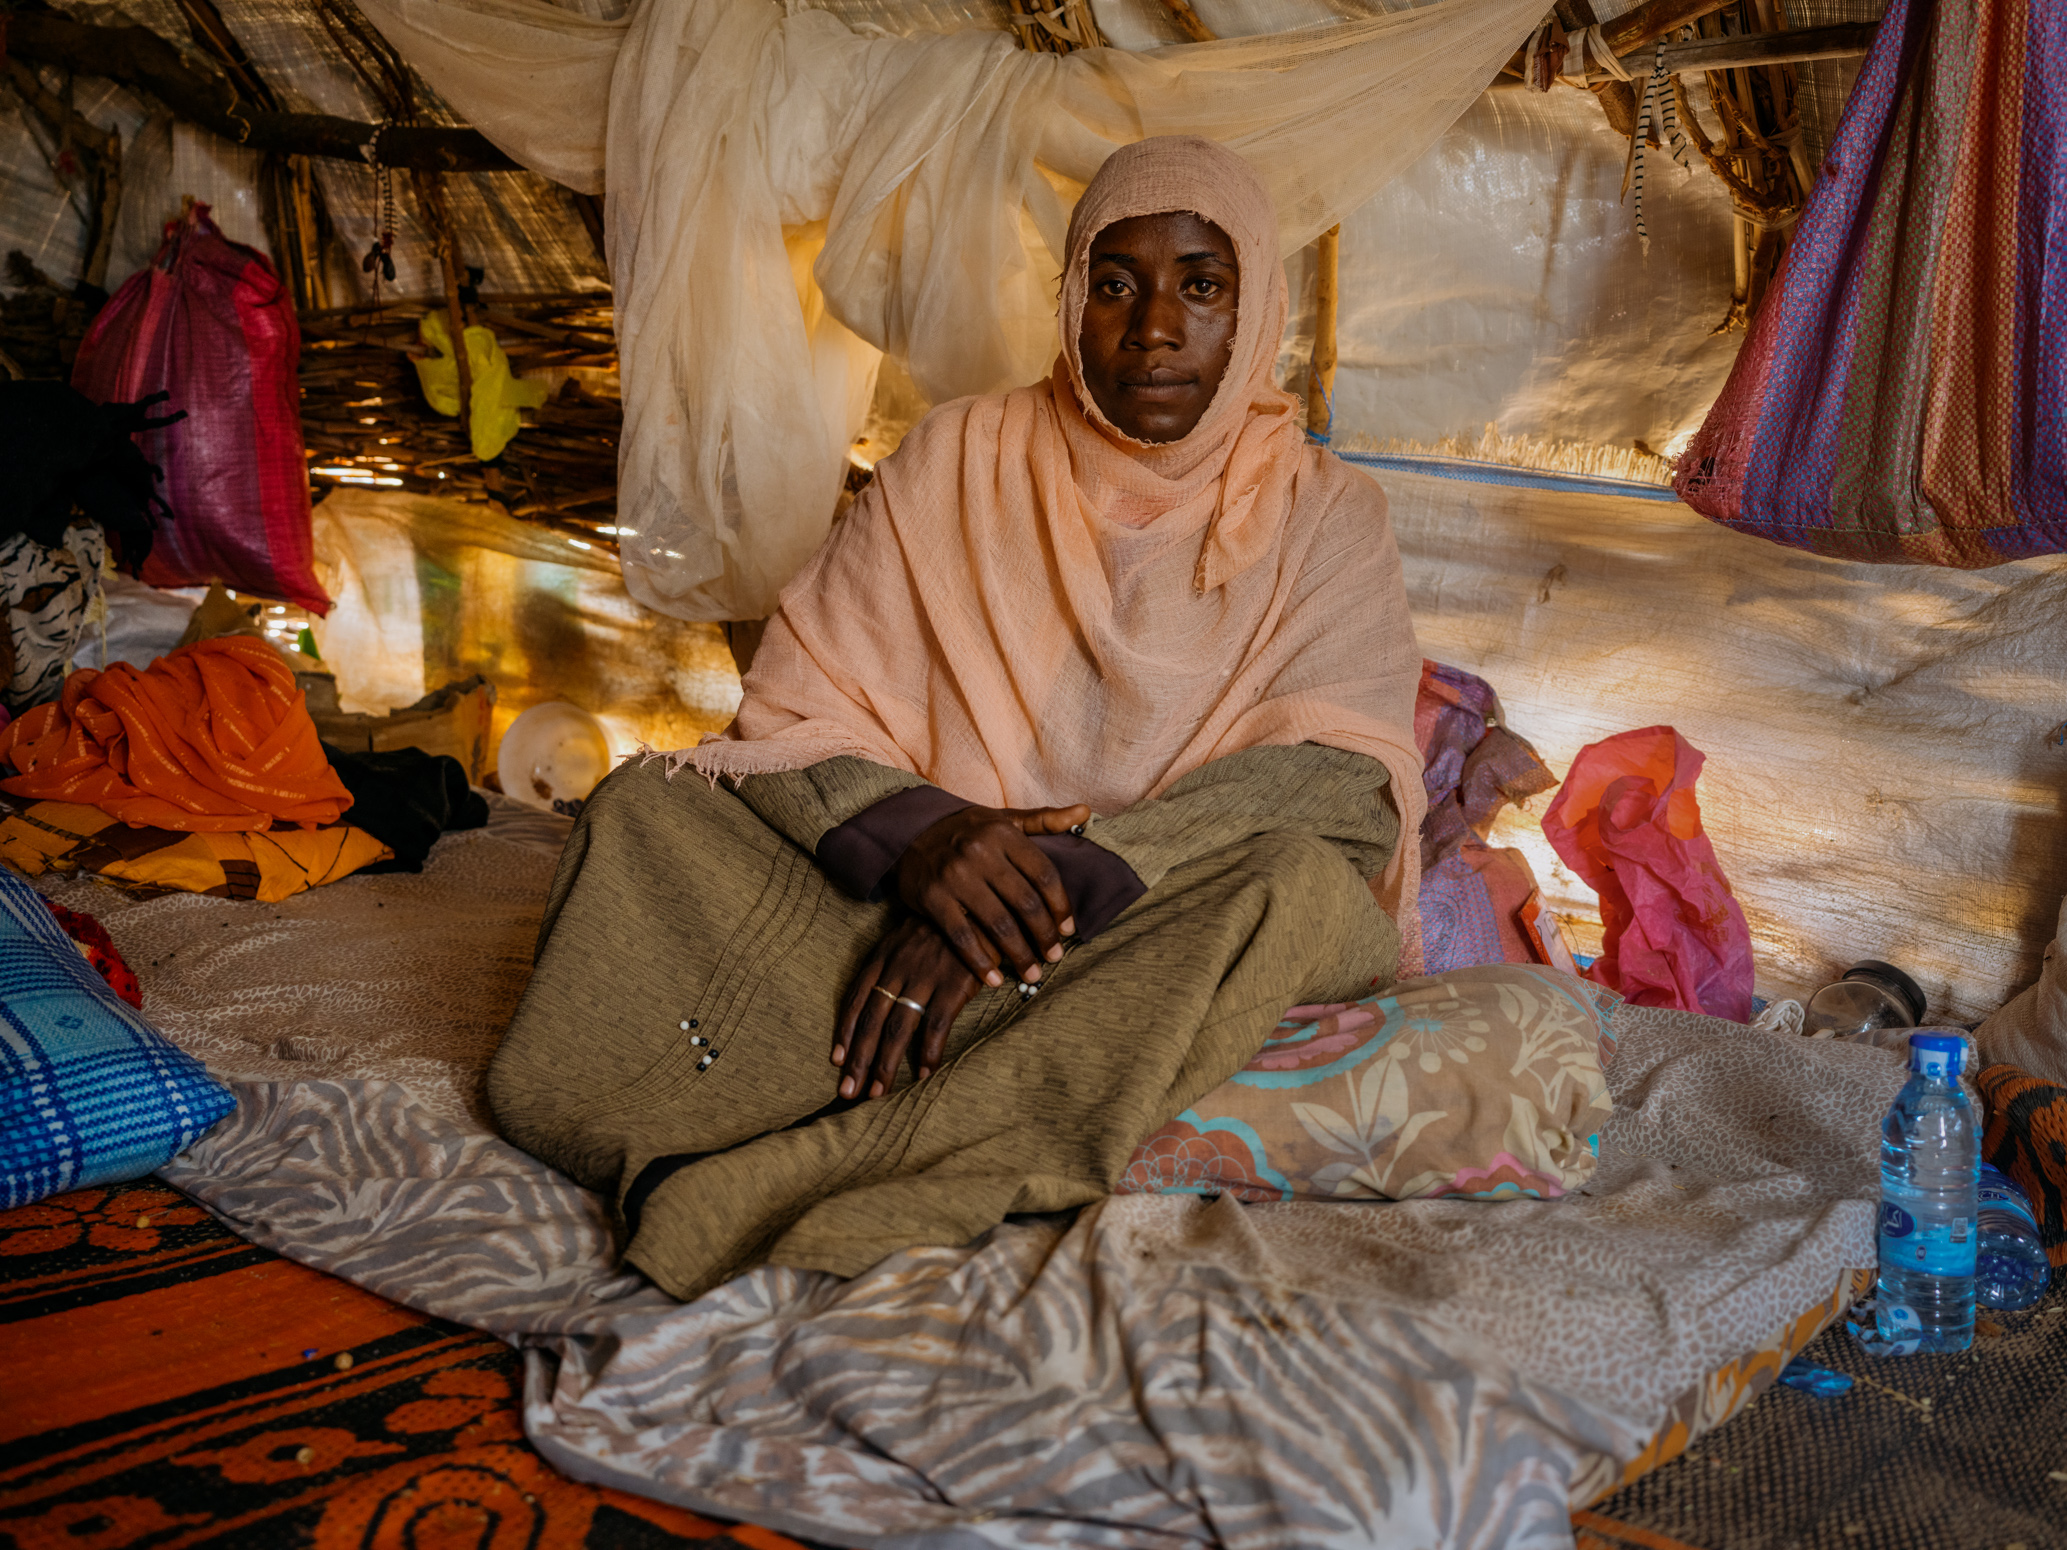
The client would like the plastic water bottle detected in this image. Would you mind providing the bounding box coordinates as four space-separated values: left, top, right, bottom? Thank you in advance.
1977 1163 2051 1311
1875 1032 1978 1352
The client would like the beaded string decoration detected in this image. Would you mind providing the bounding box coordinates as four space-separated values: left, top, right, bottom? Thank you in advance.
320 0 415 307
360 122 397 295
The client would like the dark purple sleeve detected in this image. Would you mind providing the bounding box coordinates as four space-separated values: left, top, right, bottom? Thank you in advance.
817 789 1146 940
1029 832 1144 941
815 785 974 902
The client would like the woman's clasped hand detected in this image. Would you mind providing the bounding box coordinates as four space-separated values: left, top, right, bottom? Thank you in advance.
832 802 1089 1100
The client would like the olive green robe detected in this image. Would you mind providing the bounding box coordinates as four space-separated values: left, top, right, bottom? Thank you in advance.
487 742 1399 1300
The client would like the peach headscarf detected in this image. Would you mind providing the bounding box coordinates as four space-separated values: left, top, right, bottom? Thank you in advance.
685 135 1425 923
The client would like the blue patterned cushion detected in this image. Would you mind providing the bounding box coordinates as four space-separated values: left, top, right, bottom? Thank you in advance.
0 868 234 1208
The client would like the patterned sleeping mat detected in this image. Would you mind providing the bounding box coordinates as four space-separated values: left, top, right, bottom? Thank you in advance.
25 804 1904 1549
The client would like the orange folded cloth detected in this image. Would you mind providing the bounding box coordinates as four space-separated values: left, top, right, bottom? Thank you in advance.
0 637 353 832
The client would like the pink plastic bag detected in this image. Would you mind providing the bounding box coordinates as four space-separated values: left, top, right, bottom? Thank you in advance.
72 204 328 614
1541 726 1754 1021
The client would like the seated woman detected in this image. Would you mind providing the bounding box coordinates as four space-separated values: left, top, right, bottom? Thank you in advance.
488 136 1425 1302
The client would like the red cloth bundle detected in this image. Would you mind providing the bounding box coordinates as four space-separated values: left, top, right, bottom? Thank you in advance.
1542 726 1754 1021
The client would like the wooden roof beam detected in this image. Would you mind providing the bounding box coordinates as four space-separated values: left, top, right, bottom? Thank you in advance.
5 10 521 173
1497 0 1741 82
1490 18 1874 85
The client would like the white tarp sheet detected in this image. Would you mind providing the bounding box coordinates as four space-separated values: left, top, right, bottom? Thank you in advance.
1313 84 1744 465
1386 465 2067 1024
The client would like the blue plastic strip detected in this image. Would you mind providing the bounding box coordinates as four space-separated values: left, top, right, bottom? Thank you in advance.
1336 450 1686 504
1778 1357 1856 1397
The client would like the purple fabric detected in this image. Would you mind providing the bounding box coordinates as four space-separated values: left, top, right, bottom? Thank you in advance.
1416 661 1497 874
1418 851 1505 975
1742 0 1928 534
816 787 1144 942
1030 831 1145 942
815 785 973 902
1417 661 1499 809
1410 661 1556 974
1675 0 2066 564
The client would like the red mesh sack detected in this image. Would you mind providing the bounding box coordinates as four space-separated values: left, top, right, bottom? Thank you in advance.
72 204 328 614
1541 726 1755 1021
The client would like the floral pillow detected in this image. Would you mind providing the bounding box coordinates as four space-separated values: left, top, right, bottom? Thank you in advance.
1119 965 1623 1204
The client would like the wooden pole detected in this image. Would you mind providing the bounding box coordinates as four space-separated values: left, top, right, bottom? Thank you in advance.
440 239 473 442
289 156 332 311
83 133 121 293
1157 0 1220 44
1660 20 1875 74
1307 224 1340 439
1601 0 1741 58
1731 212 1751 318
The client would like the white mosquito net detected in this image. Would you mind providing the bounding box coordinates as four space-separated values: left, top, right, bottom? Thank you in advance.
354 0 1553 620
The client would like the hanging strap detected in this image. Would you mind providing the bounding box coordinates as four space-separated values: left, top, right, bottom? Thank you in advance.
1564 24 1635 86
1623 41 1691 257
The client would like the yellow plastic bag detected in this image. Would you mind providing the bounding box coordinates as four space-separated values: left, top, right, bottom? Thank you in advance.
413 310 548 462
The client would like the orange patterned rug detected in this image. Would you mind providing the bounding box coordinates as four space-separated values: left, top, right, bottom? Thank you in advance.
13 1178 2060 1549
0 1179 813 1550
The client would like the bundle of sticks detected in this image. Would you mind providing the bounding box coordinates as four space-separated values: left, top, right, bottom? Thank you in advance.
298 292 622 551
1004 0 1106 52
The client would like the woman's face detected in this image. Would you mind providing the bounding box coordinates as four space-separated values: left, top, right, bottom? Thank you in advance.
1076 211 1240 444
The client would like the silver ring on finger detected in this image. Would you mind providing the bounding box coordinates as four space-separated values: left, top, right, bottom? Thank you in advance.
872 983 928 1016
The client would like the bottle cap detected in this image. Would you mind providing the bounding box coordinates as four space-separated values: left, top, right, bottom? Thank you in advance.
1843 960 1928 1024
1908 1031 1966 1076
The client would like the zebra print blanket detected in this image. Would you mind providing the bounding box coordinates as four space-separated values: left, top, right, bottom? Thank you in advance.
159 1036 1897 1547
52 817 1898 1548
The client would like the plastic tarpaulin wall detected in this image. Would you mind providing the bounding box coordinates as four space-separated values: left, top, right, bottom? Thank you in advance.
306 488 740 759
0 73 152 288
1387 465 2067 1025
1311 85 1743 466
